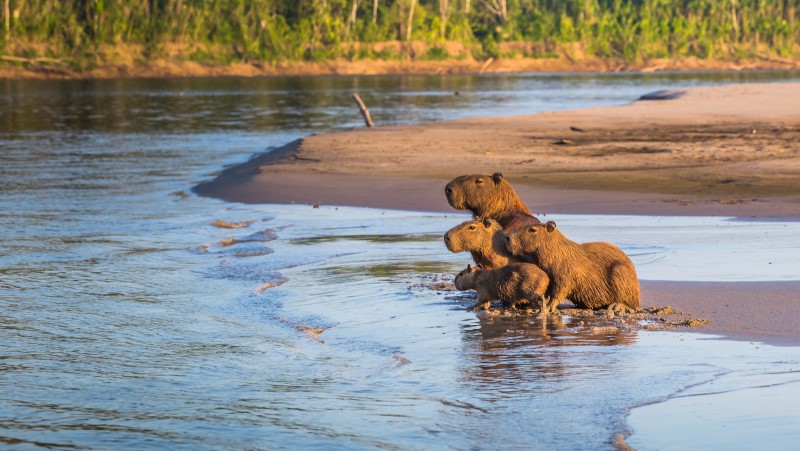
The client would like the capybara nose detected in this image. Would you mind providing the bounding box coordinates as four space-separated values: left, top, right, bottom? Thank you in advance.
445 186 453 195
444 233 450 242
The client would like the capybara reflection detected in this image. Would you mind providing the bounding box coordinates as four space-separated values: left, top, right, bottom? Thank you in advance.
505 221 640 313
444 218 518 269
444 172 540 230
453 263 550 312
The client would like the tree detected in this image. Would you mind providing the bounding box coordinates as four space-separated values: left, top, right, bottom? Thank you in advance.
440 0 448 38
406 0 416 40
481 0 506 24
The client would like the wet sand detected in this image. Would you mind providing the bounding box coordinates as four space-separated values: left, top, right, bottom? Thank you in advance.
194 82 800 346
641 280 800 346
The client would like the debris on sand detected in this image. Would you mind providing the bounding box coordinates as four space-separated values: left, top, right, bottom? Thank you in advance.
408 273 458 292
295 324 326 344
255 276 288 293
213 219 255 229
392 354 412 367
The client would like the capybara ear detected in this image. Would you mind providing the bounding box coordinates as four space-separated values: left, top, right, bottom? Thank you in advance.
545 221 556 232
466 264 472 271
482 217 492 228
492 172 504 184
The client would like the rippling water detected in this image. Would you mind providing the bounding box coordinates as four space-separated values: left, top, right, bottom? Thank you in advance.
2 71 800 449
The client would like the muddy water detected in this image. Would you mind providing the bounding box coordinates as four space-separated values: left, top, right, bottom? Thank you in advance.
3 73 800 449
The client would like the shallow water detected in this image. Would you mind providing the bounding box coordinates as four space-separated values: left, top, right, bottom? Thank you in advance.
2 72 800 449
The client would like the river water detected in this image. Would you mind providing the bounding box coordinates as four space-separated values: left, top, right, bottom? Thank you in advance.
2 72 800 449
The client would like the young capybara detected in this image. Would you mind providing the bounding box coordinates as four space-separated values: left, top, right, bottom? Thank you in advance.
453 263 550 312
444 218 519 269
505 221 640 313
444 172 540 230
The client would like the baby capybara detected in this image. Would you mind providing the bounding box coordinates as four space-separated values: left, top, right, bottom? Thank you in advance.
454 263 550 312
444 172 540 230
444 218 519 269
505 221 640 312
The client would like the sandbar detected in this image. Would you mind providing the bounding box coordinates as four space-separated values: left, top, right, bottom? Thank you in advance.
194 82 800 346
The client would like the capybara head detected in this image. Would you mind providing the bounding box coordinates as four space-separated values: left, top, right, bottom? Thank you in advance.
444 172 531 219
505 221 558 257
444 217 503 253
453 264 479 290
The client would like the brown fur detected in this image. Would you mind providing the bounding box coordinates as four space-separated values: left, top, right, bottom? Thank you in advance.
444 218 519 269
505 221 641 311
444 172 540 230
454 263 550 312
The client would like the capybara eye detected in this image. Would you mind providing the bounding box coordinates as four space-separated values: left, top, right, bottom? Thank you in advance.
468 225 476 230
475 178 484 184
529 227 536 233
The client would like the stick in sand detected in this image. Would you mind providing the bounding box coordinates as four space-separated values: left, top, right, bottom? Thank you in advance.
352 93 375 128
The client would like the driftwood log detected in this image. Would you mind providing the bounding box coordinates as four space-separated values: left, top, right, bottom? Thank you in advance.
351 93 375 128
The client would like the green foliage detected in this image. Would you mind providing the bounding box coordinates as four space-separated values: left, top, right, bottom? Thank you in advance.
1 0 799 64
422 45 449 60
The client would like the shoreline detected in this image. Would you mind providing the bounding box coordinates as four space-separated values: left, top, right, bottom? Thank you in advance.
193 82 800 347
2 55 800 80
195 83 800 219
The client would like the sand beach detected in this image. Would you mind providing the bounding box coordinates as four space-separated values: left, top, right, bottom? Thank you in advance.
195 82 800 345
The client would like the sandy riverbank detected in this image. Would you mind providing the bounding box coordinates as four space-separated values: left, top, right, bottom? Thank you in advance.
194 82 800 345
2 54 799 80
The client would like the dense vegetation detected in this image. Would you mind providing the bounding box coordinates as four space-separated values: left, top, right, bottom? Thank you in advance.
2 0 799 67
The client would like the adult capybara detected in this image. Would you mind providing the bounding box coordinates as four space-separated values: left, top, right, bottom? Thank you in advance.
444 172 540 230
505 221 640 313
444 218 519 269
454 263 550 312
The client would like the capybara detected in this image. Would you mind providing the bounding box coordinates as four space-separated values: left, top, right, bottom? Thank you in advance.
444 172 540 230
505 221 640 313
453 263 550 312
444 218 519 269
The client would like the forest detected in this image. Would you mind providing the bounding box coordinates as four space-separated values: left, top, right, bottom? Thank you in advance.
2 0 799 68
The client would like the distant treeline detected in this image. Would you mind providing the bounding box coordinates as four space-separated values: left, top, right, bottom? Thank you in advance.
2 0 799 65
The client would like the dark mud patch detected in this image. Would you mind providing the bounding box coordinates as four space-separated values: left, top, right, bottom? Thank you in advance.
325 261 457 278
192 241 274 257
409 274 710 333
291 233 441 246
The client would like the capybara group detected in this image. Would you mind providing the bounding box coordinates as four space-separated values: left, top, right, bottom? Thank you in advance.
454 263 550 312
444 218 518 269
505 221 640 312
444 172 540 230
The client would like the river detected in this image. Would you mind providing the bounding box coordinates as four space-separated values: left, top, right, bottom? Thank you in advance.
2 71 800 449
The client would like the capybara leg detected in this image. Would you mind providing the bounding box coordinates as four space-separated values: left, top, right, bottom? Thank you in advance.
545 284 569 314
472 298 492 311
509 298 532 311
542 297 560 315
536 296 550 318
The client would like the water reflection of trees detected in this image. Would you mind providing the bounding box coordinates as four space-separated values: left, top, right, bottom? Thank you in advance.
458 314 637 388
